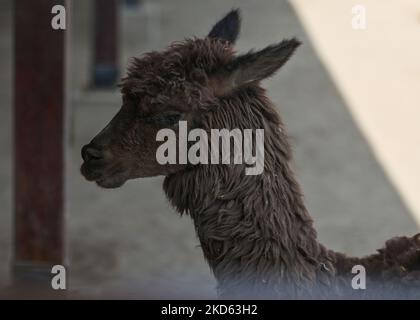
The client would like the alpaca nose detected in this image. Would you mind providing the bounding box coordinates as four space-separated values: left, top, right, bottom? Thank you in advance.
81 144 103 162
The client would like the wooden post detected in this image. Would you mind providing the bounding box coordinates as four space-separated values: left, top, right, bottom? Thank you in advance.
92 0 119 87
14 0 65 287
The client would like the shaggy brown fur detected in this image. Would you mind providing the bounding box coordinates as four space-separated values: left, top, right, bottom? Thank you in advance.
81 10 420 299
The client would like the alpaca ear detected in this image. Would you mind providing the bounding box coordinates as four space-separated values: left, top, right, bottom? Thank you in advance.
210 39 301 96
208 9 241 44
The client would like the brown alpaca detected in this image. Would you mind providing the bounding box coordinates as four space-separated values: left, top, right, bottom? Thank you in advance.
81 10 420 299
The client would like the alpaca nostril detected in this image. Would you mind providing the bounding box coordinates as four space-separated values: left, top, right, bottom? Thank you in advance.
81 144 103 162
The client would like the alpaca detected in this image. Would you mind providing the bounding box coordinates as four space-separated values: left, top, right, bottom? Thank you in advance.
81 10 420 299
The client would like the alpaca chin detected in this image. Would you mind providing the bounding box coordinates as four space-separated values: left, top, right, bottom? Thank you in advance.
95 175 127 189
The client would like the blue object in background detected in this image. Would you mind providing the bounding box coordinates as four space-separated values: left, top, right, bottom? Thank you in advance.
93 64 119 88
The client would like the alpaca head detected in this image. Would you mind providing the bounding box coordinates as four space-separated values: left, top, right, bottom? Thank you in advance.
81 9 300 188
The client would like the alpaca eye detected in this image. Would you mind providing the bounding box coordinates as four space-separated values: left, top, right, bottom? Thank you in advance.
143 114 181 126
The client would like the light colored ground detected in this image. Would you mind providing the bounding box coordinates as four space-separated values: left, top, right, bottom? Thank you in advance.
0 0 418 298
290 0 420 226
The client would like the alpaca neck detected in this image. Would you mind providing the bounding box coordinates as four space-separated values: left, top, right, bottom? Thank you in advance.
163 87 333 296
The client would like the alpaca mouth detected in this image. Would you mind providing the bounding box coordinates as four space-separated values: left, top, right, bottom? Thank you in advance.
80 161 128 189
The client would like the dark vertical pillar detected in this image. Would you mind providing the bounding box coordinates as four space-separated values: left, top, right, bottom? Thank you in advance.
93 0 119 87
14 0 65 286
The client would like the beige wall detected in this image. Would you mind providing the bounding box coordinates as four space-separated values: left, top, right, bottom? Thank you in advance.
290 0 420 225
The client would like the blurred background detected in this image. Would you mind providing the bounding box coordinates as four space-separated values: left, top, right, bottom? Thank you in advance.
0 0 419 299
